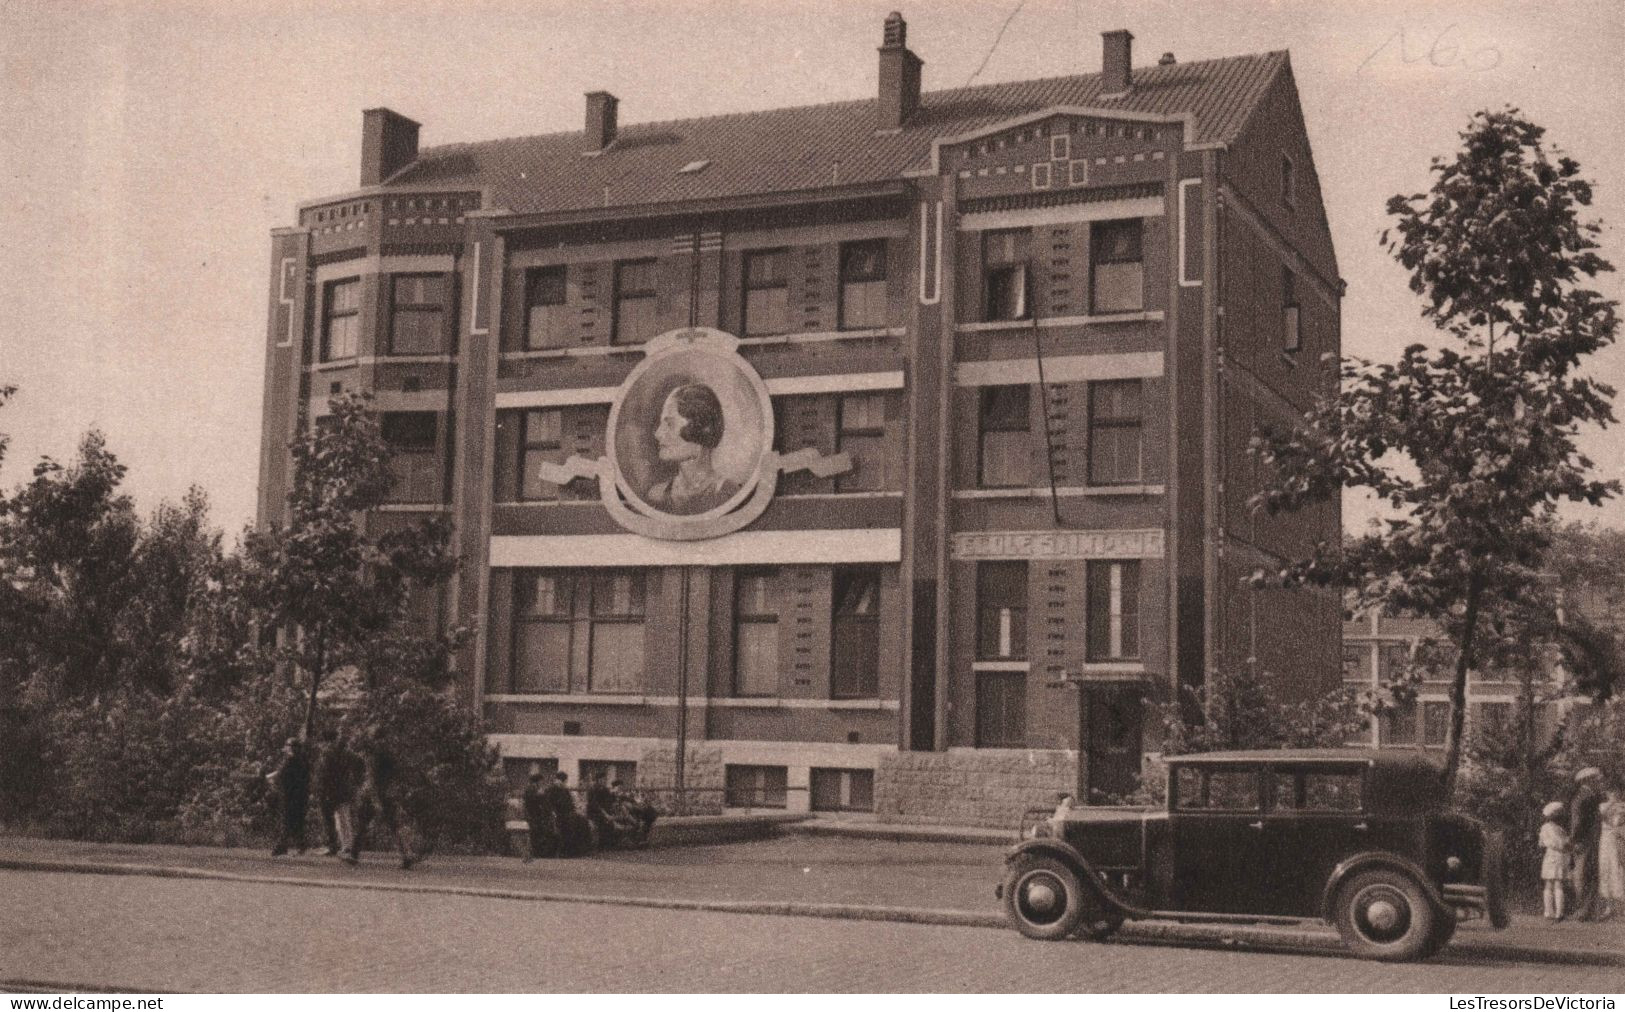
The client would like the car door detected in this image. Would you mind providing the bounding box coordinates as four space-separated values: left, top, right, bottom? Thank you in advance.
1266 764 1372 917
1169 765 1271 914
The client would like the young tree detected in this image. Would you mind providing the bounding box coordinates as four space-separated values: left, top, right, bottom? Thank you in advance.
1252 109 1618 791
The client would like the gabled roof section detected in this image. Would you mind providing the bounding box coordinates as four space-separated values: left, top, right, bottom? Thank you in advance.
389 51 1288 216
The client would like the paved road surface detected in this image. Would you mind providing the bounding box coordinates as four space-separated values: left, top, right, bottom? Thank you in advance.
3 870 1618 993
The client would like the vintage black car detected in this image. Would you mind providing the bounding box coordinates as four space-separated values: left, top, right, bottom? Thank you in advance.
998 749 1508 961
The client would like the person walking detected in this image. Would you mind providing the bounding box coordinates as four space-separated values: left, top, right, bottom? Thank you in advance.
1540 800 1571 921
267 737 311 857
522 764 557 861
353 740 421 870
1598 785 1624 920
314 730 359 858
1570 767 1605 920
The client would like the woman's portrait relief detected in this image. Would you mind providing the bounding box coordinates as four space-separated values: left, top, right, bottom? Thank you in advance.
609 334 771 525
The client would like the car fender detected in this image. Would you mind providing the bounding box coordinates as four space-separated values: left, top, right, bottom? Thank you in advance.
1318 851 1447 924
1003 839 1140 917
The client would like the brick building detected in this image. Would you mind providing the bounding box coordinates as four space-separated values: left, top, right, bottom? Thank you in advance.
257 16 1343 824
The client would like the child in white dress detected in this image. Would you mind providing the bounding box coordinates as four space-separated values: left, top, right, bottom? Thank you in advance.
1540 800 1571 921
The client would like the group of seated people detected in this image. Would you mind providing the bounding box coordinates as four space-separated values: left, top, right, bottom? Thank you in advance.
521 766 659 860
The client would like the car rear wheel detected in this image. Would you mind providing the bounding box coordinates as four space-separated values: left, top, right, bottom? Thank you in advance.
1004 857 1086 940
1334 869 1439 962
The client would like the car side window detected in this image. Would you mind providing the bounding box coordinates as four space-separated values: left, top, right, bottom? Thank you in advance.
1303 772 1362 812
1174 767 1260 811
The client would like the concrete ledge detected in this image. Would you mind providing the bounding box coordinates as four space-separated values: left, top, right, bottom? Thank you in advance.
504 811 809 852
5 853 1615 968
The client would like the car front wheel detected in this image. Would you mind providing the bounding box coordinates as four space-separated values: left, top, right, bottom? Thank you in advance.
1004 857 1086 941
1334 868 1439 962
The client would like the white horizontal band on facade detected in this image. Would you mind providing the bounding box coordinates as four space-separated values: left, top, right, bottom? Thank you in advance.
493 371 906 410
311 389 450 417
955 351 1163 387
955 310 1164 333
485 694 898 711
951 485 1165 500
488 734 897 768
491 528 902 568
312 254 456 285
950 528 1166 561
958 196 1165 233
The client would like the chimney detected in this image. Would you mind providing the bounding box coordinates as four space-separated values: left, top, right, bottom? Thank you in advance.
360 108 420 187
585 91 618 152
1101 30 1134 97
877 12 923 131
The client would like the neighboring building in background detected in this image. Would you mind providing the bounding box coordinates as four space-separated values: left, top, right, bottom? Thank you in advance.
256 15 1344 824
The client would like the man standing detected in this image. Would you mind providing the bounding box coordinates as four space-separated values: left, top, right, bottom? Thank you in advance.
1570 767 1605 920
586 771 620 849
543 771 588 857
267 737 310 857
315 731 360 860
522 764 556 861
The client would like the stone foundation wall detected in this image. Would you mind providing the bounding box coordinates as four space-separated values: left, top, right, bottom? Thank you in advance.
636 746 726 815
874 750 1076 828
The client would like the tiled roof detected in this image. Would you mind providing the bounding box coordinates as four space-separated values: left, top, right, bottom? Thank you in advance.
390 51 1288 216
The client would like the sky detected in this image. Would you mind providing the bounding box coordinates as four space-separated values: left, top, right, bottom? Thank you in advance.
2 0 1623 540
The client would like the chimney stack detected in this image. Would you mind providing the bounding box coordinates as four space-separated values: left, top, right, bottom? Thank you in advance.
585 91 619 151
360 108 420 187
1101 30 1134 97
877 12 923 131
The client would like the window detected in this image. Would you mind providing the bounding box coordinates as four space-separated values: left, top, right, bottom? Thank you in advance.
1380 700 1418 745
1091 219 1144 313
525 266 569 349
1272 771 1363 812
612 259 659 345
1282 269 1301 352
1422 701 1450 747
380 412 440 503
512 571 646 695
1174 767 1260 811
839 240 887 330
725 764 787 808
1086 560 1139 661
978 385 1032 488
588 571 646 693
733 569 779 697
579 759 636 788
1342 645 1369 682
836 393 887 492
830 567 880 699
519 409 564 501
976 561 1027 661
1281 153 1296 207
1378 643 1411 682
388 274 447 355
1087 380 1143 485
983 229 1031 321
811 768 875 812
513 573 573 693
975 671 1026 748
322 279 361 361
742 249 789 336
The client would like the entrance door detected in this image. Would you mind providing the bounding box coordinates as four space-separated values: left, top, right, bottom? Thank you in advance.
1085 688 1143 803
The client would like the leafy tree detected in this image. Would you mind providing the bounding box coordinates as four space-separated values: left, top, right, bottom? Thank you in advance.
1252 109 1618 791
1155 664 1370 758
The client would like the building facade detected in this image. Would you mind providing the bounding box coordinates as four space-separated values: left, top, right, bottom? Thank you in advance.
257 16 1344 824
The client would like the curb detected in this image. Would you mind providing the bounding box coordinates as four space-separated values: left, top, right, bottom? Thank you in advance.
781 822 1014 847
4 855 1618 968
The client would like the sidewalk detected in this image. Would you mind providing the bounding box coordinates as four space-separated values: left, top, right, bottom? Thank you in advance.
2 829 1619 968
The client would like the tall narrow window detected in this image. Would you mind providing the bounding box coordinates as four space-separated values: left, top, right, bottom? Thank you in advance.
1086 560 1140 661
976 561 1028 661
836 393 887 492
519 409 564 501
380 412 440 503
513 573 572 693
978 385 1032 488
389 274 447 355
839 240 887 330
1282 269 1301 352
831 567 880 699
743 249 790 336
1281 153 1296 208
1091 218 1144 313
322 278 361 361
526 266 569 349
1381 700 1418 746
1422 701 1450 747
1087 380 1143 485
588 571 645 693
612 259 659 345
733 569 779 697
983 229 1031 321
975 671 1026 748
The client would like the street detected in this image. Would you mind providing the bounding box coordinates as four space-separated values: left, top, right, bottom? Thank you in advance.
2 868 1619 993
